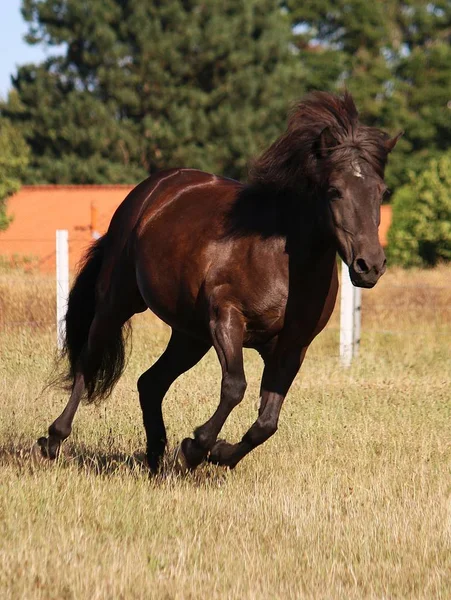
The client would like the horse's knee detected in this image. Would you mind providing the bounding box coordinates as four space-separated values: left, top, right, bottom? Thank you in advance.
222 373 247 408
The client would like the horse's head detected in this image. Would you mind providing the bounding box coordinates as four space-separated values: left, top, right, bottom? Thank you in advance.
317 125 402 288
249 91 402 288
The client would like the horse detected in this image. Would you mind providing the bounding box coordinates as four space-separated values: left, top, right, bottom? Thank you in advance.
33 91 401 473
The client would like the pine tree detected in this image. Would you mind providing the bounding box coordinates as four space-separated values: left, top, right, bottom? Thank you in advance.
4 0 306 184
388 1 451 187
287 1 396 120
286 1 451 189
5 1 451 191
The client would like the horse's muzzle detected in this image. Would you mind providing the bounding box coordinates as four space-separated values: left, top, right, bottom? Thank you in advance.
349 256 387 288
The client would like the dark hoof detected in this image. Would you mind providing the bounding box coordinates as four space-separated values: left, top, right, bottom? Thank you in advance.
207 439 229 465
31 437 60 465
208 439 240 469
173 438 207 474
172 442 191 475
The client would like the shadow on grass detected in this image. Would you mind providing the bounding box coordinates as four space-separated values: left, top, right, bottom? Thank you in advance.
67 443 149 475
0 441 230 486
0 441 144 474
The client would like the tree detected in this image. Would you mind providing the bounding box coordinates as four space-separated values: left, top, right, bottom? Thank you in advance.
286 1 405 188
286 1 451 190
5 1 451 191
384 1 451 188
387 152 451 267
3 0 306 184
0 118 30 231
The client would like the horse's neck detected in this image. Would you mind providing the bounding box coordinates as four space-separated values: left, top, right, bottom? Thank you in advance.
232 184 336 263
283 188 336 264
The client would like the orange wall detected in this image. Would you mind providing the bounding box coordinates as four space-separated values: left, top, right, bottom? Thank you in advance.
379 204 392 247
0 185 133 272
0 185 393 272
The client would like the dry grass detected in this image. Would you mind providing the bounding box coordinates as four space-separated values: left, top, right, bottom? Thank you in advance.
0 268 55 327
0 265 450 599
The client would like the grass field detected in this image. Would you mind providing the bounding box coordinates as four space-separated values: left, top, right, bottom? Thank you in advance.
0 265 450 599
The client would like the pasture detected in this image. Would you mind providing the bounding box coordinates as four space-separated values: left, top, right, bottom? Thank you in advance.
0 265 450 599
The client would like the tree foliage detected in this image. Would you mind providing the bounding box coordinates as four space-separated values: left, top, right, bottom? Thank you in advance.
287 1 451 190
387 153 451 267
0 118 30 231
3 0 310 183
1 1 451 192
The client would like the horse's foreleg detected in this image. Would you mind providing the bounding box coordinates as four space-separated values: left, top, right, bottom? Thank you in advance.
208 347 307 468
138 331 210 473
177 305 246 471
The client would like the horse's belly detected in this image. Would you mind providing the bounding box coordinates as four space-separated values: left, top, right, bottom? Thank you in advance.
135 256 210 340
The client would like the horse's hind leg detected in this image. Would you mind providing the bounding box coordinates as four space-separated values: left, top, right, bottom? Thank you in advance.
34 372 85 460
33 308 131 462
137 330 210 473
178 304 246 470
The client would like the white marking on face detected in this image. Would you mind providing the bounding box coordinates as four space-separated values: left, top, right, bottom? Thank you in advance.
352 162 363 179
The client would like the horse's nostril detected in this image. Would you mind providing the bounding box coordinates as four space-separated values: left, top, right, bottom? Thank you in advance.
355 258 369 274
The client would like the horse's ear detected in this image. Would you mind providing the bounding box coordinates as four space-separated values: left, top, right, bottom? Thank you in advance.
316 126 339 158
385 131 403 153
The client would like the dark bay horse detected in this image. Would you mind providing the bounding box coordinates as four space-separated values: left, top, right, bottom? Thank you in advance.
34 92 401 472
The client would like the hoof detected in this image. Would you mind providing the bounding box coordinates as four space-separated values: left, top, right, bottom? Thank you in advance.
30 437 60 465
173 438 208 474
207 439 228 465
172 442 191 475
208 439 240 469
30 440 50 466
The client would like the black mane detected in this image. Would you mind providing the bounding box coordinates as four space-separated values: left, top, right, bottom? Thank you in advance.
249 91 392 190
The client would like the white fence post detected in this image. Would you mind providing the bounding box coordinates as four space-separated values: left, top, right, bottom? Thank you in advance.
340 260 361 367
56 230 69 350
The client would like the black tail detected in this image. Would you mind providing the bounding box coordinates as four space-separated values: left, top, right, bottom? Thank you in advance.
62 235 130 402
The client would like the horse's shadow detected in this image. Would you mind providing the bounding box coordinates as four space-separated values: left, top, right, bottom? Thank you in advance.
62 443 149 476
0 441 144 473
0 441 230 485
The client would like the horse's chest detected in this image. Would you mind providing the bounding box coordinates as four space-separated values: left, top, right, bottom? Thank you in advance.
244 262 338 347
243 309 286 346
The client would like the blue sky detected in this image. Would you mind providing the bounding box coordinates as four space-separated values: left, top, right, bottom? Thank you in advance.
0 0 57 99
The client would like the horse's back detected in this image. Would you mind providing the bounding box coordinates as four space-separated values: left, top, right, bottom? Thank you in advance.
107 169 242 335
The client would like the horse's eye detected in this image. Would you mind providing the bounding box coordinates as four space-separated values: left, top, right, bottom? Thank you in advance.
328 187 341 200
